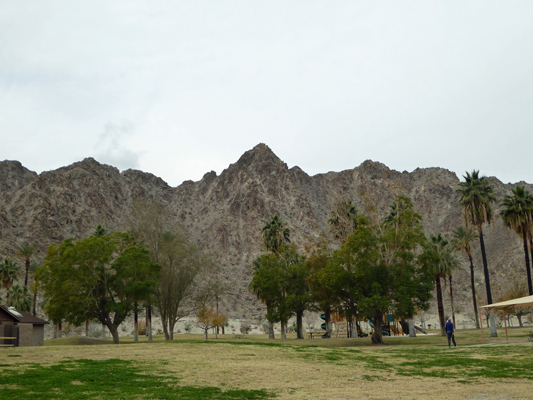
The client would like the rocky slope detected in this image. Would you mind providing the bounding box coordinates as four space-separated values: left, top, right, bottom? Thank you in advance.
1 143 531 325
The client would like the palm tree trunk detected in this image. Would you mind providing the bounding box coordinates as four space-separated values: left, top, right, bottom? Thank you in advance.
32 290 37 316
467 250 480 328
436 277 446 336
478 225 497 337
24 258 29 287
525 233 533 295
449 275 456 327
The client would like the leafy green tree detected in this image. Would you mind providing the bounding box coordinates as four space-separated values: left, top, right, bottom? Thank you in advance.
0 259 20 289
250 245 311 339
250 253 284 339
451 226 480 328
36 232 160 344
277 245 312 339
500 186 533 295
261 214 290 253
336 196 433 344
328 198 358 244
306 237 349 338
13 243 36 287
457 170 498 337
6 284 32 312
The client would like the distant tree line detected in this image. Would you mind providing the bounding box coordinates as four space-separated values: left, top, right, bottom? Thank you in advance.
251 170 533 342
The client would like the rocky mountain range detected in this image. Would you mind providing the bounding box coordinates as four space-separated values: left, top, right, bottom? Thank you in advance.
1 143 531 325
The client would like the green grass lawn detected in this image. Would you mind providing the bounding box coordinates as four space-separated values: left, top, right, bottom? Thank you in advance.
1 327 532 399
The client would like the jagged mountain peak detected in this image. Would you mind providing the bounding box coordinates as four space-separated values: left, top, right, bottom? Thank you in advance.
0 160 37 193
234 143 286 171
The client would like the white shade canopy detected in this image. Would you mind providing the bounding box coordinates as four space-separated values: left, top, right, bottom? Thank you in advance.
480 295 533 309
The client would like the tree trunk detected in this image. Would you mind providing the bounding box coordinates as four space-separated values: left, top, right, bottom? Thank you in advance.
436 277 446 336
147 306 153 341
325 309 331 338
371 315 384 344
467 250 480 329
478 225 497 337
522 231 532 295
134 308 139 342
449 275 456 327
168 319 176 340
32 290 37 316
25 258 29 287
529 236 533 294
518 314 523 327
280 321 286 339
58 321 63 338
268 321 275 339
409 319 416 337
296 311 304 339
108 324 120 344
85 320 89 337
102 323 106 339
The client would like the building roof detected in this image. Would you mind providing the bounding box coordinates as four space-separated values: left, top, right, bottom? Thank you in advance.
0 305 50 325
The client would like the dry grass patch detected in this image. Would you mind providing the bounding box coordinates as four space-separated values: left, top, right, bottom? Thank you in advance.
0 328 532 399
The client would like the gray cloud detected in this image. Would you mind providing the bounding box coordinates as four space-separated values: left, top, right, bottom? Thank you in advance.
95 122 142 171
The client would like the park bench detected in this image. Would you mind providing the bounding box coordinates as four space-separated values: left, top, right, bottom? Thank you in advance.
233 334 243 339
0 336 17 347
307 330 324 339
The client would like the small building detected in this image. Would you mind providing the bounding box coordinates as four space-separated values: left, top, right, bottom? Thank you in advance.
0 305 50 346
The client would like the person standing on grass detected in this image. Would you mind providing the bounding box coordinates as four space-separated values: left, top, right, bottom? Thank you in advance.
446 318 457 348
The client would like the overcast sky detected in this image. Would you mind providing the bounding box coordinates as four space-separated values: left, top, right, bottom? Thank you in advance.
1 1 532 186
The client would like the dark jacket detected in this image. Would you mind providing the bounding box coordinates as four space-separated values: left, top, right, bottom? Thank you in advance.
445 321 454 333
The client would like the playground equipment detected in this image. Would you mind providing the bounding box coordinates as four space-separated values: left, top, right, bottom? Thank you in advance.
320 313 329 338
368 320 390 336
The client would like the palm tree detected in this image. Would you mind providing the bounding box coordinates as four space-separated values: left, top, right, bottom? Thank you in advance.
451 226 480 328
426 233 452 336
500 186 533 295
261 214 290 253
442 250 460 327
93 225 109 238
0 259 20 289
328 198 358 244
13 243 36 287
6 284 33 312
383 200 408 234
457 170 498 337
